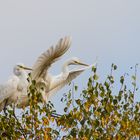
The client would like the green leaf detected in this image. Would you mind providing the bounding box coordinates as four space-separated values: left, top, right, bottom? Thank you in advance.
113 99 118 105
92 66 97 73
114 65 117 70
64 107 68 112
93 74 99 80
74 85 78 91
104 81 109 89
132 75 136 81
120 76 124 84
75 99 81 105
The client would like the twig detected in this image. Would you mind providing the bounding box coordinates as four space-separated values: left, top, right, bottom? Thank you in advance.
12 105 27 139
51 113 62 118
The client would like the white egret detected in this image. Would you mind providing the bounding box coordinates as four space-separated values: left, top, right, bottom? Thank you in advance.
33 57 95 102
0 64 32 111
31 39 96 102
0 36 71 110
0 36 96 110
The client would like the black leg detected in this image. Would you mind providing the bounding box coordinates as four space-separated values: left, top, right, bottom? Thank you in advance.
3 99 8 116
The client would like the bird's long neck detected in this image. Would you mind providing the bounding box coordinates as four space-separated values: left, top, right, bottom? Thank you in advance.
19 71 28 81
62 63 68 73
49 61 70 91
62 61 71 76
14 73 28 92
49 60 71 90
18 71 28 88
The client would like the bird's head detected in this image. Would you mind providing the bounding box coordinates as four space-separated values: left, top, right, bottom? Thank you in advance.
69 57 89 66
14 63 32 76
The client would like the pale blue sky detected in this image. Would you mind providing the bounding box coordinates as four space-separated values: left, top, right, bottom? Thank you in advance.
0 0 140 112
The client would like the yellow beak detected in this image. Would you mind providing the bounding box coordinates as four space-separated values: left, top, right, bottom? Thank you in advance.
23 66 33 71
77 62 89 66
18 65 32 71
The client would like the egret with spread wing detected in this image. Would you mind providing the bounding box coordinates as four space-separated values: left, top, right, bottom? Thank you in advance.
0 36 95 111
31 41 96 102
33 57 95 102
0 64 32 111
0 37 71 110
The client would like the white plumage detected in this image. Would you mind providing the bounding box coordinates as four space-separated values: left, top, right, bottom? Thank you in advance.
0 64 31 110
0 36 96 110
31 36 96 102
41 63 95 102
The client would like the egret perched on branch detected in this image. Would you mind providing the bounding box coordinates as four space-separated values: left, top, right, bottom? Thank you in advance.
0 37 71 110
0 64 32 111
0 36 96 110
31 39 96 102
33 57 95 102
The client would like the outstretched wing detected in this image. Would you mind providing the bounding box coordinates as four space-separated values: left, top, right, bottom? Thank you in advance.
44 64 95 101
32 36 71 80
0 76 18 104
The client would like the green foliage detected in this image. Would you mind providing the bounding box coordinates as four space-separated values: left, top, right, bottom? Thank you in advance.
0 64 140 139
